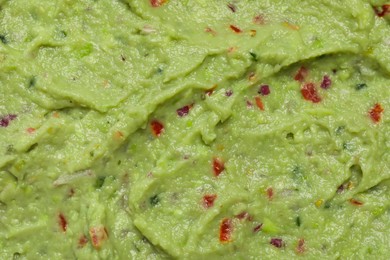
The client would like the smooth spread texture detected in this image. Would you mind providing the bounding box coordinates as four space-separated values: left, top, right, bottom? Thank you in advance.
0 0 389 259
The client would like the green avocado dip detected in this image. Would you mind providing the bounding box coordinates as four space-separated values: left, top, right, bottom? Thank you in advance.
1 0 389 259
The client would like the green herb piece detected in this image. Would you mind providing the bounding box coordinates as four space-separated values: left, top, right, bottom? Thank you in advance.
286 132 294 140
335 126 345 135
295 216 301 227
249 51 258 62
28 76 36 88
95 176 106 189
0 34 8 44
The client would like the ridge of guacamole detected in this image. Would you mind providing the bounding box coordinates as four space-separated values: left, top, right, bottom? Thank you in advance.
0 0 389 259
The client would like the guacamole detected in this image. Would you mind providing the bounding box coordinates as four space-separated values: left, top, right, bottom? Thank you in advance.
0 0 389 259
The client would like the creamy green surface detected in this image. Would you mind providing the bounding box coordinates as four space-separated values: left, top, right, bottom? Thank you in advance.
0 0 389 259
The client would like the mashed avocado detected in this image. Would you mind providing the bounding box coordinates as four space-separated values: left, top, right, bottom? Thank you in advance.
0 0 389 259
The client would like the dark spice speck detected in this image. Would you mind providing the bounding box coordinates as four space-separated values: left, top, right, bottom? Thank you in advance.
59 30 67 38
355 83 367 90
0 34 8 44
150 194 160 206
26 143 38 153
286 132 294 140
227 3 237 12
295 216 301 227
13 252 21 260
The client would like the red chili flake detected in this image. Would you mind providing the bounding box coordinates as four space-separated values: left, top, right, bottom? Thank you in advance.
296 238 305 254
294 66 308 82
374 4 390 17
78 234 89 248
255 96 264 111
205 27 217 36
320 75 332 89
206 84 217 96
27 127 36 134
113 130 124 140
150 120 164 137
349 198 363 206
213 157 225 176
266 187 274 200
270 238 284 248
58 213 68 232
227 46 237 53
235 211 249 220
235 211 253 221
301 83 321 103
203 194 217 208
150 0 167 7
253 15 265 25
258 85 270 96
235 212 246 220
0 114 17 128
225 90 233 97
230 25 242 33
89 226 108 249
177 104 193 117
219 218 233 243
227 3 237 12
369 103 384 123
253 223 263 233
